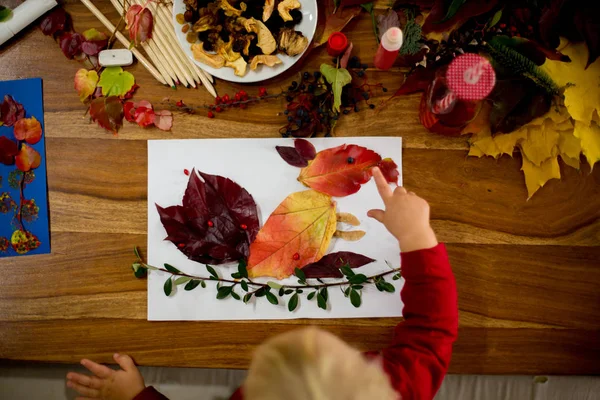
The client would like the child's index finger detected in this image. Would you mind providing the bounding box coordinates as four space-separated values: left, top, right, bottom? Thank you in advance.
372 167 393 201
81 359 112 378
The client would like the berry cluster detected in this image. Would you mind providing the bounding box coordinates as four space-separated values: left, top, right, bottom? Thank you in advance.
173 88 271 118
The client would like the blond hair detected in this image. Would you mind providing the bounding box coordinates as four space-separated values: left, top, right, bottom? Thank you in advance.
244 327 398 400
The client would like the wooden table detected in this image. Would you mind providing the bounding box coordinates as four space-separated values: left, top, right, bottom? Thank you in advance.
1 1 599 375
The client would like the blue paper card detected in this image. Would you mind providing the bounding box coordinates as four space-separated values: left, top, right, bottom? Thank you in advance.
0 78 50 257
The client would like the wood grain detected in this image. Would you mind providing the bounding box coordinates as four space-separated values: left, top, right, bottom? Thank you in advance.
0 0 599 375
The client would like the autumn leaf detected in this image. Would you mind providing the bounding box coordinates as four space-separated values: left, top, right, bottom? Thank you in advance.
59 32 83 59
81 28 108 56
276 146 308 167
320 64 352 113
126 4 153 47
133 100 155 127
14 117 42 145
15 144 41 172
294 139 316 160
74 69 99 103
154 110 173 131
314 6 362 47
98 67 136 97
124 101 136 123
521 154 560 199
157 170 259 265
302 251 375 278
247 190 337 279
89 96 124 133
0 95 25 127
298 144 399 197
0 137 18 165
574 121 600 169
40 7 67 36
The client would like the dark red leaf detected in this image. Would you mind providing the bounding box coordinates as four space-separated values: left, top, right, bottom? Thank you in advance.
302 252 375 278
124 84 140 99
126 5 153 46
276 146 308 167
423 0 498 34
377 159 399 185
81 39 108 56
89 96 124 133
157 170 259 265
40 7 67 36
0 136 18 165
294 139 316 161
59 32 83 59
392 66 437 98
1 95 25 127
123 101 136 122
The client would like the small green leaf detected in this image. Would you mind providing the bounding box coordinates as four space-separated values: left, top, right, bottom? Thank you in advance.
184 279 201 291
268 281 283 290
350 289 361 308
231 272 242 279
437 0 467 23
0 6 12 23
255 287 267 297
163 277 173 296
307 291 316 300
243 293 253 303
200 280 207 288
133 246 142 260
284 289 294 295
382 282 396 293
294 267 306 281
238 259 248 278
340 265 355 277
320 64 352 113
351 285 364 290
344 287 351 297
164 263 180 274
174 276 191 285
317 293 327 310
266 292 279 305
320 287 329 302
206 265 218 279
376 282 385 292
133 264 147 279
241 280 249 292
392 273 401 281
296 289 304 294
231 291 241 301
217 286 232 299
288 293 299 312
348 274 368 285
489 9 503 28
279 287 285 296
98 66 135 97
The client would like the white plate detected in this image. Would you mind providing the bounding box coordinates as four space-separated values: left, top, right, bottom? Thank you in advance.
173 0 318 83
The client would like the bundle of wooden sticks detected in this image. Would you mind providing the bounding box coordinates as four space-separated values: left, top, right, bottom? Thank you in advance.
80 0 217 97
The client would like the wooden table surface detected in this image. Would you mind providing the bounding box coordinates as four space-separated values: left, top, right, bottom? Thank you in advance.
1 1 599 375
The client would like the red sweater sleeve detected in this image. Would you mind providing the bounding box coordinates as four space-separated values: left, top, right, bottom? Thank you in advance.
380 243 458 400
133 386 169 400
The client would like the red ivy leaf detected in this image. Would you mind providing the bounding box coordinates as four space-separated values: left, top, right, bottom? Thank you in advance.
40 7 67 36
0 136 18 165
302 251 375 278
276 146 308 167
15 144 41 172
298 144 399 197
156 170 259 265
391 66 438 100
59 32 83 59
81 39 108 56
294 139 316 160
0 95 25 127
377 158 400 184
126 5 153 46
89 96 124 133
124 101 136 122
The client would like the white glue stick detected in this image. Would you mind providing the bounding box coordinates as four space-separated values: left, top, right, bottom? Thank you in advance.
0 0 58 47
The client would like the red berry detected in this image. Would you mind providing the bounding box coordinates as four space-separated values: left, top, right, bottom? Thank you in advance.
176 100 184 107
215 96 221 104
235 93 241 101
510 25 517 32
240 224 247 230
293 252 300 260
216 106 223 112
259 87 267 96
207 220 214 227
499 23 506 29
178 243 185 248
223 94 230 102
208 111 215 118
184 169 190 175
239 90 247 97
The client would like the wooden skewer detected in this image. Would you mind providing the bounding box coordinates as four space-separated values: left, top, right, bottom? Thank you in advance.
158 3 215 85
130 0 197 88
108 0 177 87
79 0 167 86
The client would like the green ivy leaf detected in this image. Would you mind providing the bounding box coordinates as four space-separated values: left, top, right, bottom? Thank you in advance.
241 280 249 292
320 287 329 302
340 265 355 277
350 289 361 308
98 66 135 97
133 246 142 260
317 293 327 310
266 292 279 305
284 289 294 295
231 291 241 301
294 267 306 282
217 286 232 299
348 274 368 285
231 272 242 279
163 277 173 296
382 282 396 293
268 281 283 290
255 287 267 297
307 291 316 300
320 64 352 112
288 293 299 312
164 263 180 274
184 279 201 291
206 265 218 279
243 293 253 303
174 276 191 285
238 259 248 278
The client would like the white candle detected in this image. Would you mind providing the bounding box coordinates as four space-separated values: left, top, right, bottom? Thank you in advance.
0 0 58 47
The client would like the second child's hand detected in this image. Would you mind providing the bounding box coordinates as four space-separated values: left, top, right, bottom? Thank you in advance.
368 167 438 253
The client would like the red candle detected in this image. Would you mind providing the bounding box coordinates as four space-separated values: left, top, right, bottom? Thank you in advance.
374 28 403 70
327 32 348 57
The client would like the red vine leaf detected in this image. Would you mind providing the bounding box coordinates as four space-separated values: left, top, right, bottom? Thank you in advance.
14 117 42 145
126 5 153 47
302 251 375 278
59 32 83 59
392 66 438 98
1 95 25 127
276 146 308 167
124 101 136 122
40 7 67 36
156 170 259 265
294 139 316 160
298 144 399 197
15 144 41 172
89 96 124 133
133 100 155 128
0 136 18 165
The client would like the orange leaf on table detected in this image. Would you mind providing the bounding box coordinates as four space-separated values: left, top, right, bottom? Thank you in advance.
74 69 99 102
247 190 337 279
298 144 399 197
89 96 124 133
15 144 41 172
313 6 361 47
14 117 42 144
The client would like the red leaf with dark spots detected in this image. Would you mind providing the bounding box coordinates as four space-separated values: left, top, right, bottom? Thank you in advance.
157 170 259 265
0 95 25 127
40 7 67 36
303 252 375 278
276 146 308 167
89 96 124 133
0 136 18 165
294 139 316 160
59 32 83 59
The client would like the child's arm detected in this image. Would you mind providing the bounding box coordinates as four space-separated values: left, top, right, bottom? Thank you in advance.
368 168 458 400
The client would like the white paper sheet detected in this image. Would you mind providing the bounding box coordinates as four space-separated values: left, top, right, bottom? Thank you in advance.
147 137 403 321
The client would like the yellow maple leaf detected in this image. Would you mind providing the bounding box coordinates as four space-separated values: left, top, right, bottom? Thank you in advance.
519 120 560 166
574 121 600 169
521 155 561 199
557 131 582 169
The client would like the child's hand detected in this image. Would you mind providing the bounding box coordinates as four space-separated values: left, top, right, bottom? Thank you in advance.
66 353 145 400
368 167 438 253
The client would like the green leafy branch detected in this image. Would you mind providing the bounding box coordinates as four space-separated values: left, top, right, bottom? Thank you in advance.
132 247 401 312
